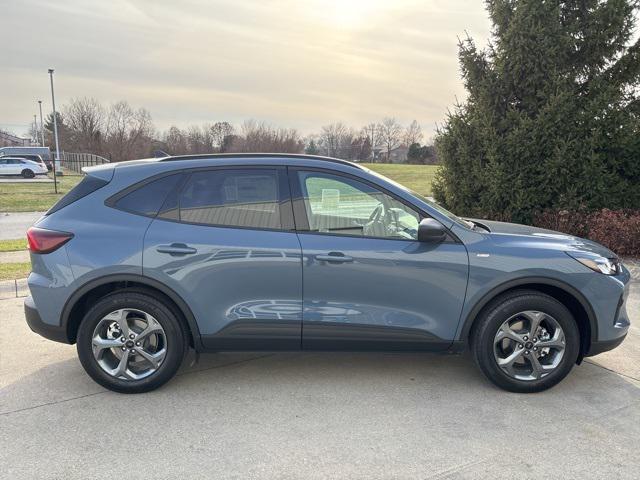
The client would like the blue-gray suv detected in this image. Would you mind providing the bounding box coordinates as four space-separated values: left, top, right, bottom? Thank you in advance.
24 154 631 393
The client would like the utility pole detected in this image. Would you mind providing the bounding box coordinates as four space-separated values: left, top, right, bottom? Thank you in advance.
48 69 60 193
37 100 45 147
33 115 38 144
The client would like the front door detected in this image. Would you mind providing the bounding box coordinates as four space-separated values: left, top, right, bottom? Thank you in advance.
291 168 469 351
143 166 302 350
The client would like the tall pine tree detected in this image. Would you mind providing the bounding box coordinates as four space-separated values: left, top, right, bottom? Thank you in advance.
433 0 640 223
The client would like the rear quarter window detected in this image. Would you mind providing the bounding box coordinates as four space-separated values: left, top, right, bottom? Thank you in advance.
47 175 110 215
111 173 183 217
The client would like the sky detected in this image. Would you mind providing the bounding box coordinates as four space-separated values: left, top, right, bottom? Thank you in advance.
0 0 491 139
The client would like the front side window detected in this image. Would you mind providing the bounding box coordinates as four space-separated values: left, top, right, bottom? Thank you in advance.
176 169 282 229
297 171 421 240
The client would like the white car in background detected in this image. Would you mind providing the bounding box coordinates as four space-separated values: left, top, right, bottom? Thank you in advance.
0 157 48 178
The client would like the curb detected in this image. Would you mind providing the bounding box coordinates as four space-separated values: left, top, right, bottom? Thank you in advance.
0 277 28 300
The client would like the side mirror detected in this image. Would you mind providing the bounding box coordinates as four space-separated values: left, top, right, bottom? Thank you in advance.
418 218 447 243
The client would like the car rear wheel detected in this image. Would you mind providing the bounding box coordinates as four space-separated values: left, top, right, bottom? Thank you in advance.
471 290 579 393
77 291 187 393
21 169 35 178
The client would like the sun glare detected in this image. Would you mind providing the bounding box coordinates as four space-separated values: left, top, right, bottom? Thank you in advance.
313 0 386 29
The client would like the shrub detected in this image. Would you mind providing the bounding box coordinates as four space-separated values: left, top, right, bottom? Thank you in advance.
531 209 590 239
587 210 640 257
533 209 640 257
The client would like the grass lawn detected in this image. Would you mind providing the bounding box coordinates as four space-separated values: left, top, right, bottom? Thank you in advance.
0 262 31 281
0 239 27 252
0 175 82 212
361 163 439 196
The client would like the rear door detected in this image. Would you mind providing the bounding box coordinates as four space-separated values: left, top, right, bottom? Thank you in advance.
7 159 22 175
143 166 303 350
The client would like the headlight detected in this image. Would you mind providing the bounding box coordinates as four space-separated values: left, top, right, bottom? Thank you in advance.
566 252 621 275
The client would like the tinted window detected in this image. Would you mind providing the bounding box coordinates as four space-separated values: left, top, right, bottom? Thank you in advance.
175 169 281 229
47 175 110 215
115 173 182 217
297 171 421 240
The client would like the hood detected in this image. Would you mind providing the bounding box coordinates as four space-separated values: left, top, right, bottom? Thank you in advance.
468 218 617 258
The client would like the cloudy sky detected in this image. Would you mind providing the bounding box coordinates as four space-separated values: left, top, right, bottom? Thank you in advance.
1 0 490 138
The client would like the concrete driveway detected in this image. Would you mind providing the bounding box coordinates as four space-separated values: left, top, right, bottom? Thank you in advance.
1 286 638 479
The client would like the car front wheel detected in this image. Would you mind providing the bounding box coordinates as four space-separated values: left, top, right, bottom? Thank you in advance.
21 169 35 178
471 290 580 393
77 290 187 393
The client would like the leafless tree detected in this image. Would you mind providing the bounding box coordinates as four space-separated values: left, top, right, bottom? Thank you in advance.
186 125 209 154
379 117 403 162
361 123 381 161
164 126 187 154
106 101 154 161
227 119 303 153
318 122 359 159
64 97 105 154
403 120 423 147
210 121 234 152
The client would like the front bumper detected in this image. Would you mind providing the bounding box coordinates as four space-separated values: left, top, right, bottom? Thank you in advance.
24 295 70 344
586 334 627 356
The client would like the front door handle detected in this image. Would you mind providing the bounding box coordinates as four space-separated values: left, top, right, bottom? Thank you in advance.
315 252 353 263
156 243 197 256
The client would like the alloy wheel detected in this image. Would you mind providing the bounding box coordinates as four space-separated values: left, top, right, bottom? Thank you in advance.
91 308 167 381
493 310 566 381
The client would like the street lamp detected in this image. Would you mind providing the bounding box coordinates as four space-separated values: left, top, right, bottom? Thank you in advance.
48 68 60 193
37 100 44 147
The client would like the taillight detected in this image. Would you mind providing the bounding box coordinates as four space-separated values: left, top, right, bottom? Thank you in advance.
27 227 73 254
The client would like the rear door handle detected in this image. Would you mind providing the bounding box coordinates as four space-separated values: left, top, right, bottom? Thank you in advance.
315 252 353 263
156 243 197 256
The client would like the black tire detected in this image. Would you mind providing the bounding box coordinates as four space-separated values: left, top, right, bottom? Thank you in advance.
77 290 187 393
471 290 580 393
21 169 35 179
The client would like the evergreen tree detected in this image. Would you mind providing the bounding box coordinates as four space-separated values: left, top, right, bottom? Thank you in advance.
305 138 320 155
433 0 640 223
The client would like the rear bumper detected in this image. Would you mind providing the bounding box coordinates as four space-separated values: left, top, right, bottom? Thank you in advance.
24 295 70 344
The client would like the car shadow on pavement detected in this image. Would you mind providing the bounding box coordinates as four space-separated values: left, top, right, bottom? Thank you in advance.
1 349 638 418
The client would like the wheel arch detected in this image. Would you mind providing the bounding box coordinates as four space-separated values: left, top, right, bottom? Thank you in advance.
460 277 597 361
62 274 203 350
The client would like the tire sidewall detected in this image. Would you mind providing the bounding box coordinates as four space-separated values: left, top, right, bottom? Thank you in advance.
474 292 580 393
77 291 186 393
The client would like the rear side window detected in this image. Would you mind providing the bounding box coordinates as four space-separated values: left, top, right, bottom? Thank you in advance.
47 175 110 215
113 173 183 217
171 169 282 229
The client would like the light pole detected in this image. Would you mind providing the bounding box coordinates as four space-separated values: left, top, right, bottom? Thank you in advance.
33 115 38 144
37 100 44 147
48 68 60 193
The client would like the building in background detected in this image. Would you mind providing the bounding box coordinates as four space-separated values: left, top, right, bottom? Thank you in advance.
0 131 35 147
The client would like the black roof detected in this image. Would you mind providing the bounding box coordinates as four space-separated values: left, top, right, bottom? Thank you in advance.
158 153 364 169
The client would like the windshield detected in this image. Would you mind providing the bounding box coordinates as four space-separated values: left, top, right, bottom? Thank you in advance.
361 166 472 229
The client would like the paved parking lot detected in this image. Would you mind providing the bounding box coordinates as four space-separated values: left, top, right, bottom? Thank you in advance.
1 285 638 479
0 212 44 240
0 177 52 183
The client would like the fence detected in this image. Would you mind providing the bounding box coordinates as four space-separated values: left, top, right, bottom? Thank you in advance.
60 152 110 175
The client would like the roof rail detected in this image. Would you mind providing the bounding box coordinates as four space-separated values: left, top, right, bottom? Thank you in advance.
158 153 364 169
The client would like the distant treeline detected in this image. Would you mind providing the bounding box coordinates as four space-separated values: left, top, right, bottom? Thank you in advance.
32 97 437 164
